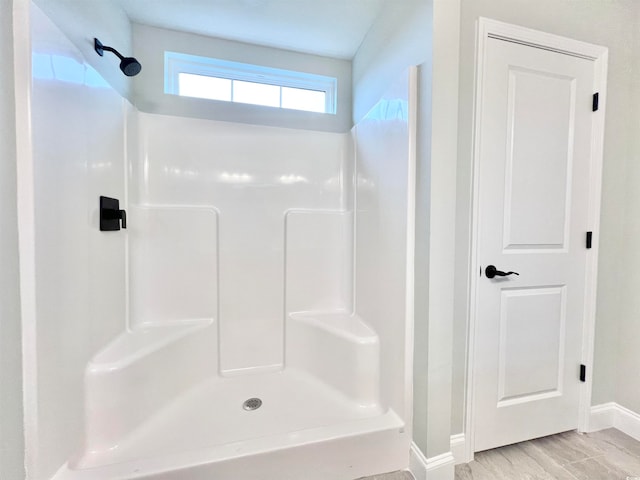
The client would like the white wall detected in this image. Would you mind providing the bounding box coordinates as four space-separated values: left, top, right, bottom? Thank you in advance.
26 6 127 478
352 0 430 124
0 0 25 478
412 62 432 456
354 69 414 424
616 4 640 419
132 113 351 373
132 24 352 133
352 0 438 457
452 0 639 435
32 0 133 100
353 0 463 460
423 0 460 459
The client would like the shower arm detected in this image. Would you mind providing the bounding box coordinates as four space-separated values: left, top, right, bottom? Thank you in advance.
98 44 125 61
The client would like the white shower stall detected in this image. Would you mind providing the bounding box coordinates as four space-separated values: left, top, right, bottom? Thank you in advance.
20 3 419 479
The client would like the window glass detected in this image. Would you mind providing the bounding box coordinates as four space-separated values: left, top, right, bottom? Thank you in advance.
281 87 326 113
233 80 280 108
178 73 231 101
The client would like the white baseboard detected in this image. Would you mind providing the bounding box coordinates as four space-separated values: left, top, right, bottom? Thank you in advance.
409 442 455 480
409 443 428 480
450 433 466 465
443 404 640 472
589 402 640 441
589 402 616 432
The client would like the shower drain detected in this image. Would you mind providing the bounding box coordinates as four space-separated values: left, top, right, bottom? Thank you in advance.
242 397 263 411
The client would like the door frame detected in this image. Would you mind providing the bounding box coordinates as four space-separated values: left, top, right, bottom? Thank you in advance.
464 17 608 462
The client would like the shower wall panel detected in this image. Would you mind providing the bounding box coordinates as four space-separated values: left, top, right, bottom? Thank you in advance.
133 113 351 373
354 69 415 422
284 211 353 314
29 5 127 478
128 206 218 326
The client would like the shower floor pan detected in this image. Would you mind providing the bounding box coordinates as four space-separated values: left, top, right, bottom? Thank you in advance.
54 369 406 480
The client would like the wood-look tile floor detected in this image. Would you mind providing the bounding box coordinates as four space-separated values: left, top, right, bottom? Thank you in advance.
357 471 414 480
456 429 640 480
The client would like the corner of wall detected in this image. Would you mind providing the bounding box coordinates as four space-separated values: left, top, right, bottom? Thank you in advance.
410 442 455 480
32 0 134 101
352 0 432 124
423 0 460 460
0 0 25 478
588 402 640 441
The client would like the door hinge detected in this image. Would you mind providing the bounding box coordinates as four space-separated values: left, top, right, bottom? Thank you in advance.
580 364 586 382
586 231 593 249
592 93 599 112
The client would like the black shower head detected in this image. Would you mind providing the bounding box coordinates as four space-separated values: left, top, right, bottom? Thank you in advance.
119 57 142 77
94 38 142 77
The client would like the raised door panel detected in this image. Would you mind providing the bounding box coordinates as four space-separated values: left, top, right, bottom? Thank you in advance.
498 286 566 405
503 69 575 251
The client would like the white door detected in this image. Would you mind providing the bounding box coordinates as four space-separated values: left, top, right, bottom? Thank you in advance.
473 36 598 452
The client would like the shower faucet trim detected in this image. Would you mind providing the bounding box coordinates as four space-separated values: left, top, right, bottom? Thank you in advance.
99 196 127 231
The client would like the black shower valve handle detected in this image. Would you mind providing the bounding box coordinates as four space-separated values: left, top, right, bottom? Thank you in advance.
119 209 127 229
99 196 127 231
101 207 127 229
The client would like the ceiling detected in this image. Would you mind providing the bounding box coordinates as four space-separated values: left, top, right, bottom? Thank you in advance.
113 0 388 59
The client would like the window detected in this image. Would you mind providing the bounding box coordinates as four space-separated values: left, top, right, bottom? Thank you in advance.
165 52 337 114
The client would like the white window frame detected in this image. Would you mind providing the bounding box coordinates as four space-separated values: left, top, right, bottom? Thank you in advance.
164 51 337 114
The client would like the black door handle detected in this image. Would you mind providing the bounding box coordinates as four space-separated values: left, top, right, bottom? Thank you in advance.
485 265 519 279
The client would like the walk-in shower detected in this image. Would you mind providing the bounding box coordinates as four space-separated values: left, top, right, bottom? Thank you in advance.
20 3 420 479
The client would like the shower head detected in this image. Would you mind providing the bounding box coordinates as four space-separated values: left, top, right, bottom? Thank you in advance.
119 57 142 77
94 38 142 77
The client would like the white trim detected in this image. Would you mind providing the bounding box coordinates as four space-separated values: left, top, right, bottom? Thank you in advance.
465 17 608 459
404 66 418 427
478 19 607 60
451 402 640 468
450 434 466 465
426 453 455 480
577 42 608 436
588 403 640 441
409 443 455 480
14 1 37 477
588 402 617 432
409 443 428 480
614 404 640 440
